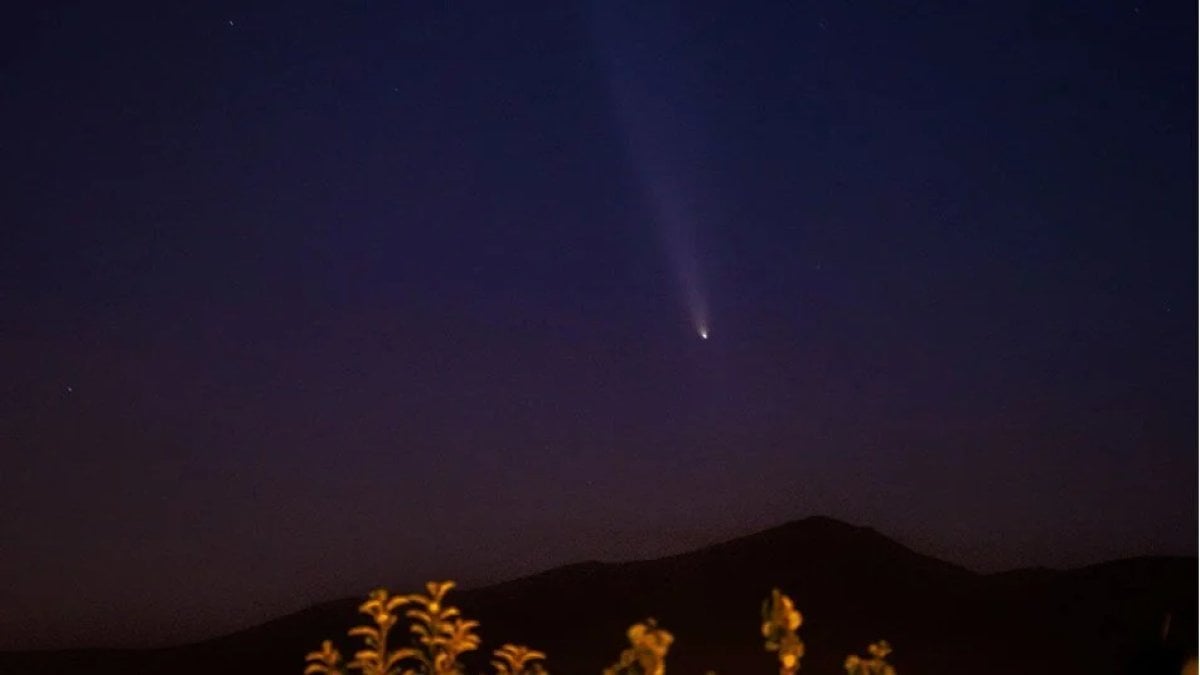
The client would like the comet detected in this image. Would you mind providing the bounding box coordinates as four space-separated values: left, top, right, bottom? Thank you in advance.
589 0 713 341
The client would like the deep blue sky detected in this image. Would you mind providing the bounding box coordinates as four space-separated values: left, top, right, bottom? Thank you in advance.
1 0 1195 649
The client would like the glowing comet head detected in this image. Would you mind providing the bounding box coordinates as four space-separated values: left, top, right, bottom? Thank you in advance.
698 327 708 340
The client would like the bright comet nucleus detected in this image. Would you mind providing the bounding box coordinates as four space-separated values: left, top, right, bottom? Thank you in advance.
699 327 708 340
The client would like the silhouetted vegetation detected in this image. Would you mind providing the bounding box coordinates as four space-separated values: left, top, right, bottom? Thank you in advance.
306 581 897 675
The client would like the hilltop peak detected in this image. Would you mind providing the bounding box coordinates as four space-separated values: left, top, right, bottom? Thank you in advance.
765 514 871 533
699 514 895 553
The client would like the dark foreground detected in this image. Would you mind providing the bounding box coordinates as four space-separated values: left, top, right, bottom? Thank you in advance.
1 517 1194 674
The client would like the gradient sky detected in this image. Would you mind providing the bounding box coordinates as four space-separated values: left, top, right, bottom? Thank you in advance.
1 0 1195 650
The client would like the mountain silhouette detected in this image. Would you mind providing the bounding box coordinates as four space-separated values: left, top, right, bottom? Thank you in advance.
0 516 1193 674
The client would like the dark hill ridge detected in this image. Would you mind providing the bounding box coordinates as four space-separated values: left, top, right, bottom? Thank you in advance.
0 516 1193 675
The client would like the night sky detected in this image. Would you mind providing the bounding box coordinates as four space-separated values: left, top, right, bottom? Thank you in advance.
1 0 1195 650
